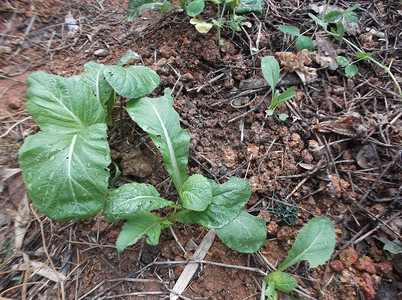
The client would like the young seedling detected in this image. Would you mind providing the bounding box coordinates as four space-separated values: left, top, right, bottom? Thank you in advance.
279 25 313 52
263 216 336 300
261 56 296 121
19 50 267 253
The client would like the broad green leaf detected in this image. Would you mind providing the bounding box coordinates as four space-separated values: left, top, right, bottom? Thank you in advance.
323 10 343 23
235 0 265 15
355 51 372 60
190 18 214 34
103 65 159 99
261 56 279 91
345 64 358 78
216 211 266 253
25 72 105 133
278 216 335 271
116 213 166 251
178 177 251 228
116 49 140 66
277 86 295 105
80 64 114 109
19 124 110 221
103 183 175 222
296 35 313 52
186 0 204 17
264 271 297 292
279 25 300 36
180 174 212 211
127 0 166 21
266 109 274 116
230 21 242 32
335 56 349 67
308 13 328 30
375 236 402 254
264 280 277 300
126 89 190 192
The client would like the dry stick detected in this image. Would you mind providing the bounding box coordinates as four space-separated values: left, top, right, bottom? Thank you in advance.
228 89 271 123
31 206 65 300
170 229 216 300
0 116 32 138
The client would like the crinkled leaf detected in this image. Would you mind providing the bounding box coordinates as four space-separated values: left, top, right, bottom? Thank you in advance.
103 65 159 98
235 0 264 15
345 64 358 78
80 64 114 109
116 213 165 252
19 124 110 221
277 86 295 105
116 49 140 66
296 35 313 51
278 216 335 271
127 0 166 21
279 25 300 36
264 271 297 292
264 280 277 300
186 0 204 17
323 10 343 24
103 183 174 222
261 56 279 91
126 88 190 192
335 56 349 67
180 174 212 211
178 177 251 228
216 211 266 253
25 72 105 133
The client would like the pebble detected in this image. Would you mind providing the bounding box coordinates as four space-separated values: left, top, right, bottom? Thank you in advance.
94 49 109 57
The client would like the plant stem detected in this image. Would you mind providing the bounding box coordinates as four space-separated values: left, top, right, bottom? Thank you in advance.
167 208 191 223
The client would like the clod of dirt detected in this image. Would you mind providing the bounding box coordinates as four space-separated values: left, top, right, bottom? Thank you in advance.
357 272 376 300
330 260 344 272
355 256 377 274
339 248 359 267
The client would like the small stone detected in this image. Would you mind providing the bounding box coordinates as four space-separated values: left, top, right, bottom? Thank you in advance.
357 273 375 300
301 149 314 164
308 140 323 160
339 248 358 267
290 133 301 142
355 256 376 274
94 49 109 57
330 260 344 272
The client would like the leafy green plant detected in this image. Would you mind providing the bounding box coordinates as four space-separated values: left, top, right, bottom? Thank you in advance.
263 216 336 300
127 0 260 47
19 50 266 253
261 56 295 121
280 2 401 94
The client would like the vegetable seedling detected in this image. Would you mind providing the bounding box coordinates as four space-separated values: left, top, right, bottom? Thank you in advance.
19 50 267 253
261 56 296 121
263 216 336 300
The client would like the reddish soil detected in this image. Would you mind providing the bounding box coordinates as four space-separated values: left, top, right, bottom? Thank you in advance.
1 0 401 299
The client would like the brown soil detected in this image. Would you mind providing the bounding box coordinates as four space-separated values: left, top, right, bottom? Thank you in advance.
1 0 401 299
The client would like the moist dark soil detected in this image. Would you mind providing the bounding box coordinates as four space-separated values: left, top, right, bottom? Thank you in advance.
1 0 401 299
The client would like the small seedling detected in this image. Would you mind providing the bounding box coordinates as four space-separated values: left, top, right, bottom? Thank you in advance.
263 216 336 300
261 56 295 120
279 25 313 52
19 50 267 254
